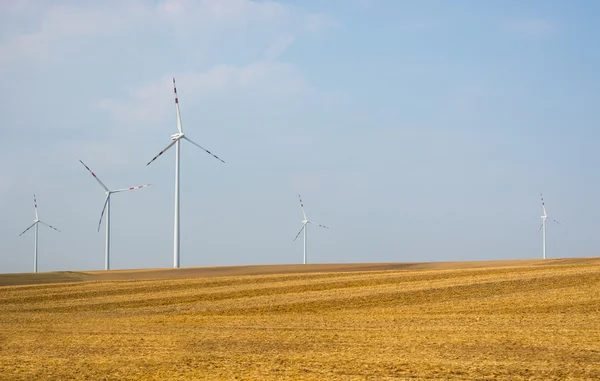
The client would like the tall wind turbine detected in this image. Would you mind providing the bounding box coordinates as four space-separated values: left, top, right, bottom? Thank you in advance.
293 195 329 264
146 78 225 269
79 160 151 270
19 194 60 273
539 193 560 260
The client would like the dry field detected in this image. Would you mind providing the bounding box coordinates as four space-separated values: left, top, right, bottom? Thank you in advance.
1 258 599 380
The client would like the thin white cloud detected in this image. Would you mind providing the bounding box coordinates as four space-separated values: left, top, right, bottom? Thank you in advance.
0 0 337 65
264 35 296 61
0 0 335 126
99 61 312 123
160 0 289 24
0 2 153 64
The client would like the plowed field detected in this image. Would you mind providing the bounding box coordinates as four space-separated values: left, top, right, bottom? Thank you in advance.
1 258 599 380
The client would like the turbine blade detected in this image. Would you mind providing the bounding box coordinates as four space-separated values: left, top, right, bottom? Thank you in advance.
39 221 61 232
112 184 152 193
19 222 36 236
540 193 547 217
183 136 225 163
79 160 110 192
173 78 183 134
293 223 306 242
97 195 110 232
146 140 177 166
538 223 543 232
552 219 561 224
309 221 330 229
33 194 39 220
298 194 307 220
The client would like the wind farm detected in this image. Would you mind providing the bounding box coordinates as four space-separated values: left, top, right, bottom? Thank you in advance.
5 76 593 381
3 1 600 379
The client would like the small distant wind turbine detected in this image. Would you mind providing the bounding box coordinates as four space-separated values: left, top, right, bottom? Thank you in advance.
79 160 151 270
146 78 225 269
293 195 329 264
539 193 560 259
19 194 60 273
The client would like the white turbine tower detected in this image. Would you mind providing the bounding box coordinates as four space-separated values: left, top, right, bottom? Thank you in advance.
539 193 560 260
19 194 60 273
79 160 151 270
293 195 329 264
146 78 225 269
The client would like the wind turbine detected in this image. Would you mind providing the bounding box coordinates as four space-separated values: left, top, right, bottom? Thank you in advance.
79 160 151 270
19 194 60 273
539 193 560 260
146 78 225 269
293 194 329 264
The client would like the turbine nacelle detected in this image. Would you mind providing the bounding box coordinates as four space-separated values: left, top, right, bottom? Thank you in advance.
171 133 184 141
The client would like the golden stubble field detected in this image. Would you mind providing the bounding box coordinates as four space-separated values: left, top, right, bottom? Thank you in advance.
1 258 599 380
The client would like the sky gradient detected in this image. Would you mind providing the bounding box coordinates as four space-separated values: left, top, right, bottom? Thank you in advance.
1 0 599 273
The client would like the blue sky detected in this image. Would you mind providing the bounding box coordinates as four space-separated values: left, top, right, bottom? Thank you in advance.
1 0 599 273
